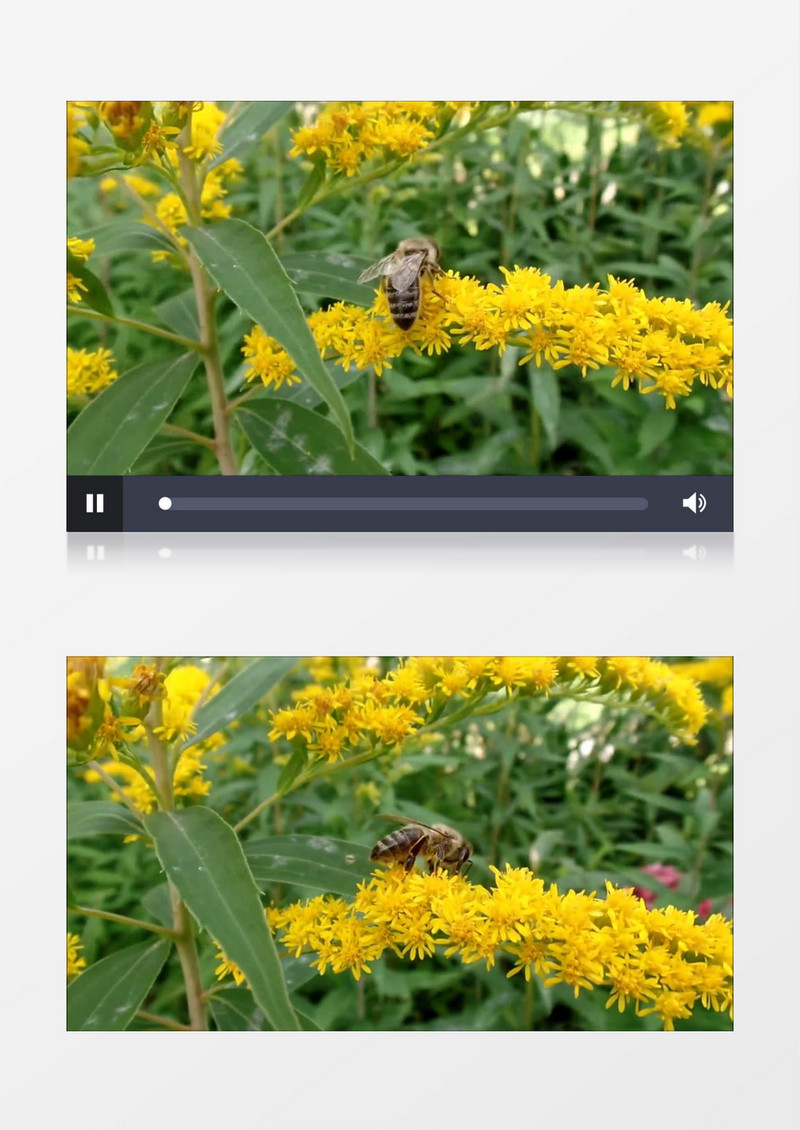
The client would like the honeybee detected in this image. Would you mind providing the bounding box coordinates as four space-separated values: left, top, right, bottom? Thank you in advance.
370 813 472 875
357 236 442 329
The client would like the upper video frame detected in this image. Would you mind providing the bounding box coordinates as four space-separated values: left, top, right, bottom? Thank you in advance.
67 101 732 480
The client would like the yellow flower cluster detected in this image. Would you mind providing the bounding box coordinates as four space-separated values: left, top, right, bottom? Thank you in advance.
100 172 161 199
67 657 105 742
268 656 709 766
151 147 242 260
67 347 118 397
67 236 96 303
82 663 224 814
67 102 89 179
670 657 733 716
243 268 732 408
290 101 447 177
262 867 733 1030
67 932 87 978
644 102 690 148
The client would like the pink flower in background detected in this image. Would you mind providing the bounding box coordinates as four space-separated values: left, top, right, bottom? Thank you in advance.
633 863 721 920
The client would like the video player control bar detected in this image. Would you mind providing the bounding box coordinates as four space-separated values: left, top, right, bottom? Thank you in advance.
161 496 648 512
66 475 733 531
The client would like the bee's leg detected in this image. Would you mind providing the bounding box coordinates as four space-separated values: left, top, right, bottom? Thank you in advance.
405 835 427 874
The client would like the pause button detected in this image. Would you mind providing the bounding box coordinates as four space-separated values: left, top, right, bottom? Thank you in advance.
85 493 104 514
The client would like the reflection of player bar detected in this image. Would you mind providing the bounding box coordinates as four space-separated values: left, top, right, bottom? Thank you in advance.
162 496 649 512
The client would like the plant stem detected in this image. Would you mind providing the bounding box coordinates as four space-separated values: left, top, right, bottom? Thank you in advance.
85 760 146 821
146 702 208 1031
136 1010 191 1031
523 976 535 1029
226 385 263 413
234 793 278 833
235 744 389 833
177 113 238 476
160 422 217 451
67 305 202 352
71 904 178 938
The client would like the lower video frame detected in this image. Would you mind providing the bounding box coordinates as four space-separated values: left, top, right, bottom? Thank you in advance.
67 655 733 1033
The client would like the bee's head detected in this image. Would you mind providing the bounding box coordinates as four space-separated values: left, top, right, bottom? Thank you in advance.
397 236 440 264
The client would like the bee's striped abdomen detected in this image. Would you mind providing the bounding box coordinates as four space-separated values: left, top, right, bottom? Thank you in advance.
387 277 420 330
370 825 424 862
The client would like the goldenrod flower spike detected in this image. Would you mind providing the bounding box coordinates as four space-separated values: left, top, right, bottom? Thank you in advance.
259 867 733 1031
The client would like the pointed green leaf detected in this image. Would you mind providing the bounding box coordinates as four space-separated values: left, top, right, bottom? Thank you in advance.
67 353 198 474
185 656 299 749
210 986 321 1030
154 287 201 340
244 835 372 896
281 251 376 305
67 801 144 840
277 748 309 797
140 883 173 928
211 102 295 168
79 219 174 255
237 398 388 475
528 365 561 449
184 219 354 456
295 154 328 211
68 251 114 317
145 807 300 1030
638 408 677 456
67 939 171 1031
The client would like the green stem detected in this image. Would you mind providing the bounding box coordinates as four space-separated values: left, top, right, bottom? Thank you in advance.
177 113 238 476
71 904 178 938
160 422 217 451
234 744 389 833
85 760 146 821
226 385 262 413
523 976 535 1029
136 1009 191 1031
67 305 202 352
146 703 208 1031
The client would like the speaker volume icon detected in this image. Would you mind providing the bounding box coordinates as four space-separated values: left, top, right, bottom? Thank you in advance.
682 492 707 514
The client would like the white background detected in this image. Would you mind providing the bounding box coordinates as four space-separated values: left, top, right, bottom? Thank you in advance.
4 3 799 1127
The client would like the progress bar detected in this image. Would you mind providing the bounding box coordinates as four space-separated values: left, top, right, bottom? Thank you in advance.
160 496 649 512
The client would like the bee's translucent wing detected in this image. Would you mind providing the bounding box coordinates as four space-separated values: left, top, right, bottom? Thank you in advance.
357 253 396 284
386 251 426 292
376 812 438 832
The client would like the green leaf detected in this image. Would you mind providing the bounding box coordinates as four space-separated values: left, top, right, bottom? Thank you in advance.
209 987 321 1031
236 398 388 475
638 409 677 456
140 883 173 928
295 154 328 211
67 801 144 840
184 219 354 455
145 808 300 1031
255 360 363 411
281 252 375 306
67 939 170 1031
68 251 113 317
79 219 174 255
186 656 299 749
528 366 561 449
244 835 372 896
67 354 198 475
211 102 295 169
276 747 309 796
560 408 616 474
154 288 200 340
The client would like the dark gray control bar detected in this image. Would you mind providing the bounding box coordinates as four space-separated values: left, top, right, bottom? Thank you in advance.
67 475 733 532
164 496 649 512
